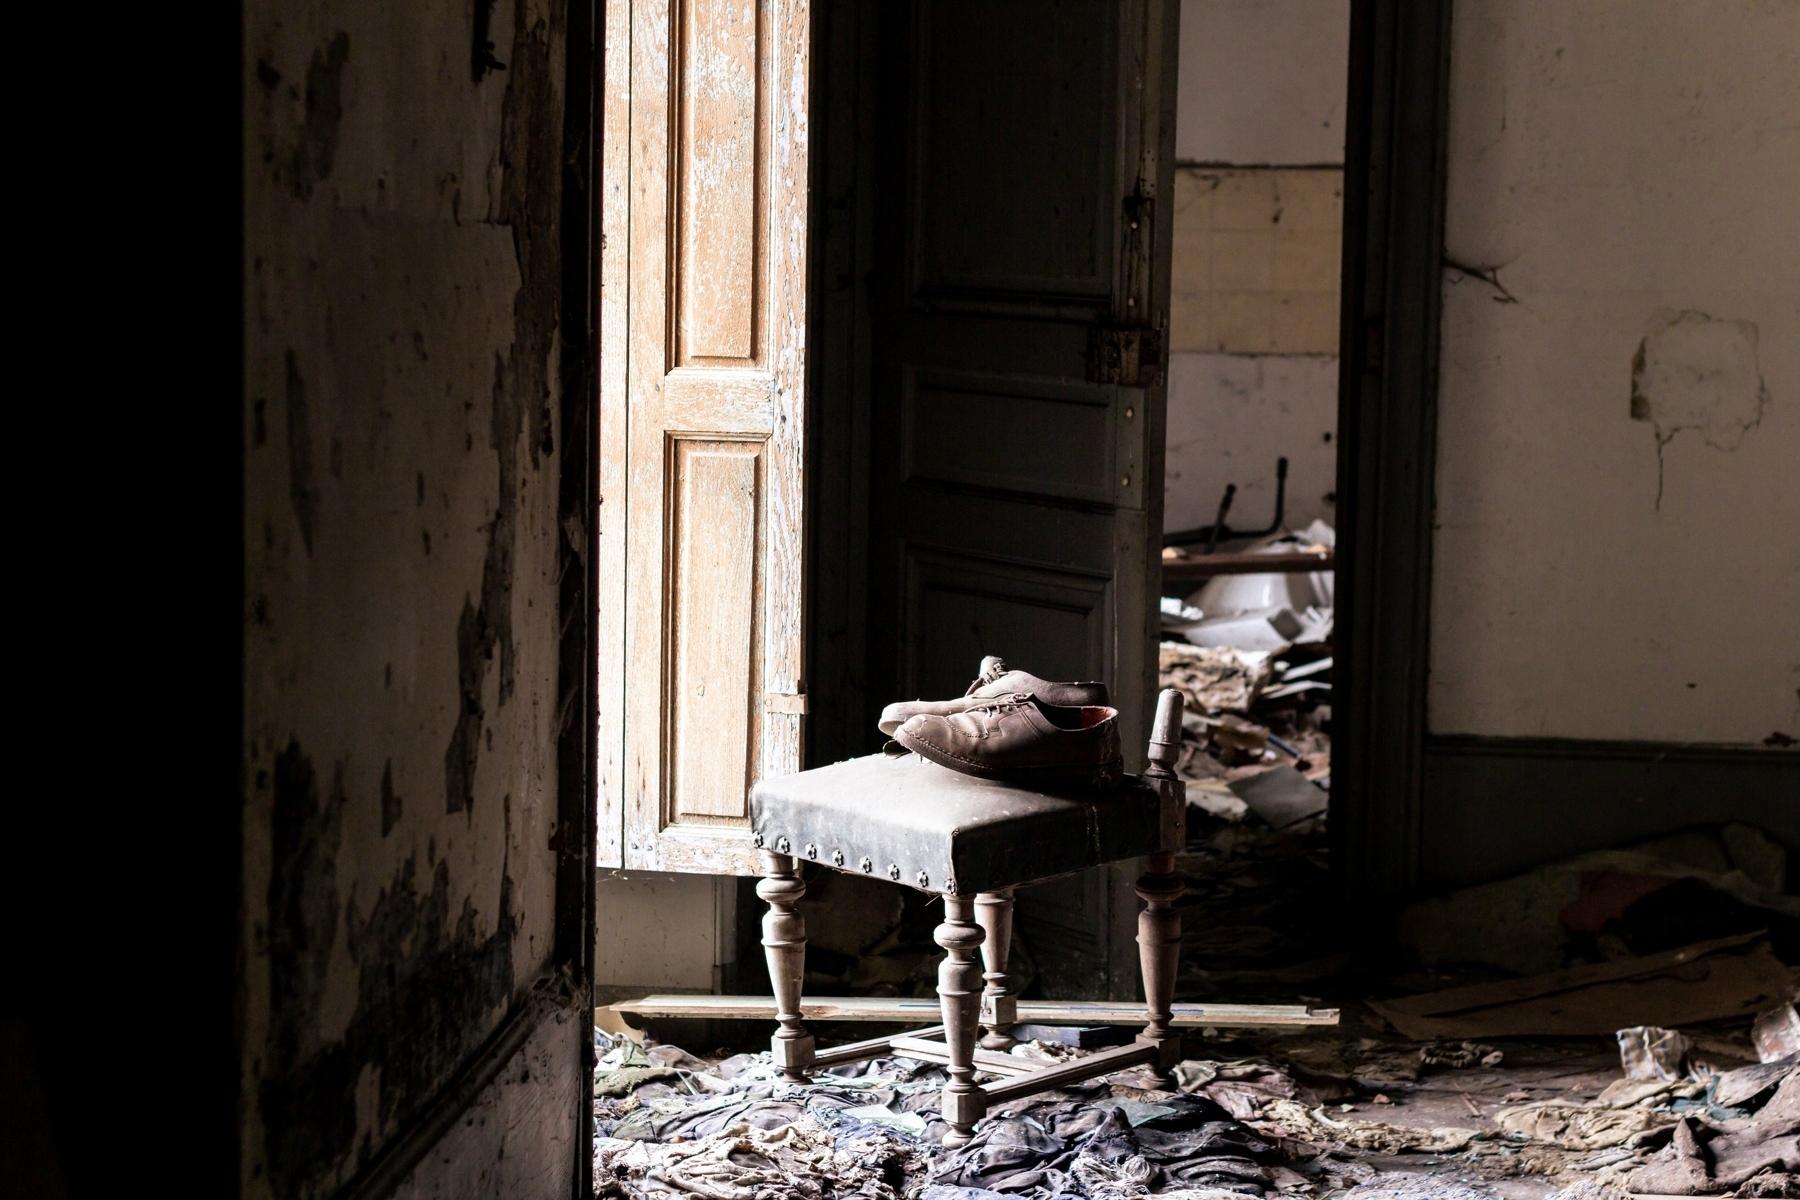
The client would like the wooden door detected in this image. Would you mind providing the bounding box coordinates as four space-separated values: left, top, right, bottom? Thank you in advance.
866 0 1178 994
868 0 1175 767
599 0 812 874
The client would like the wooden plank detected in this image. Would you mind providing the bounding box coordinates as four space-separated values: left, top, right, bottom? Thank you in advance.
982 1041 1156 1103
1160 550 1336 580
604 994 1340 1027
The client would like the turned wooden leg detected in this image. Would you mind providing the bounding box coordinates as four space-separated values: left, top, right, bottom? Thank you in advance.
935 896 987 1146
1136 850 1184 1079
974 889 1017 1050
758 851 814 1082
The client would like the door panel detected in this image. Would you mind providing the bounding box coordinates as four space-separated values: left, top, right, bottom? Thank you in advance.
909 1 1118 307
903 370 1122 505
600 0 812 874
905 547 1113 704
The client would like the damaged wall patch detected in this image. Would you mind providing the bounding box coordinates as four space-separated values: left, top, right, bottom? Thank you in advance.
1630 310 1769 508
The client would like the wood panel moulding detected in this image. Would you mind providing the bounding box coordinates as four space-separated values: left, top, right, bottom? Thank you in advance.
675 0 768 366
665 435 764 825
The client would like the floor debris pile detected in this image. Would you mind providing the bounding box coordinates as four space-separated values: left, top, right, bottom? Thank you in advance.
1157 559 1337 1008
1155 637 1339 1004
594 1008 1800 1197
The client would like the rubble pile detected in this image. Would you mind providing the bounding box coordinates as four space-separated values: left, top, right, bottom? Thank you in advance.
594 1012 1800 1197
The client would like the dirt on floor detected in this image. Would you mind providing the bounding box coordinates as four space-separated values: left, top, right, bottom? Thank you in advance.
593 1011 1796 1198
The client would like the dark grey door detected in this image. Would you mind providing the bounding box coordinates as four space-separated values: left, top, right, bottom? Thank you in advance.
866 0 1179 996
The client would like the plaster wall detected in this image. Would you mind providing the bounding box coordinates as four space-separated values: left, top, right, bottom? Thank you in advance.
1164 0 1349 547
242 1 575 1194
1431 0 1800 743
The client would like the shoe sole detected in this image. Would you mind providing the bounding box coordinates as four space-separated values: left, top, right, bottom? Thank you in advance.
892 726 1123 791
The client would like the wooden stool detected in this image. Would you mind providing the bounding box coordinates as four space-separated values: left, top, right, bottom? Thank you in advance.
749 688 1188 1147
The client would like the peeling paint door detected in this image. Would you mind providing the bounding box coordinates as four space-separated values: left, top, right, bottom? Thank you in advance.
864 0 1179 995
598 0 812 874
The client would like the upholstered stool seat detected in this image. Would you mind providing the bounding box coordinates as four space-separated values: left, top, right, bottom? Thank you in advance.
747 688 1190 1147
750 751 1177 897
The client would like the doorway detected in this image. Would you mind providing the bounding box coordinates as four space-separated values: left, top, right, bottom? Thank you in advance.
795 0 1358 1006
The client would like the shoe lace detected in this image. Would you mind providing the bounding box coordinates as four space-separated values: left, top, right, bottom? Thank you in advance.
966 692 1031 731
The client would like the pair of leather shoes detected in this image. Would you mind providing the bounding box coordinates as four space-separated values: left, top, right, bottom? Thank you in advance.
880 656 1122 788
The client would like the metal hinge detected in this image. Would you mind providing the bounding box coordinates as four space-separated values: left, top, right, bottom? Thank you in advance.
1087 323 1164 386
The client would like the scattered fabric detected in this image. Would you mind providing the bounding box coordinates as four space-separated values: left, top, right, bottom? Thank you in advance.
1339 1175 1499 1200
1419 1042 1504 1071
1618 1025 1696 1082
1545 1180 1632 1200
1756 1005 1800 1064
596 1037 682 1097
928 1095 1278 1199
1496 1095 1679 1151
1160 643 1272 718
596 1121 918 1199
1254 1098 1479 1154
592 1014 1800 1197
1627 1083 1800 1197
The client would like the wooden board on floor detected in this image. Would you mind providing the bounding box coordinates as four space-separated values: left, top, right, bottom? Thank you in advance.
603 994 1338 1027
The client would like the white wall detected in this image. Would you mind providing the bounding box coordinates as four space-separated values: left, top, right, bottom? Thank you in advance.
1165 0 1350 544
596 872 738 997
1177 0 1350 165
1431 0 1800 743
1165 354 1339 535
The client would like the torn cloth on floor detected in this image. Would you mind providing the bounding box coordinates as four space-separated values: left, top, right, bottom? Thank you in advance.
1255 1098 1479 1154
596 1122 918 1199
1626 1070 1800 1195
927 1094 1279 1199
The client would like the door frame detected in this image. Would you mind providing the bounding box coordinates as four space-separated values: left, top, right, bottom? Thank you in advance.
1331 0 1454 909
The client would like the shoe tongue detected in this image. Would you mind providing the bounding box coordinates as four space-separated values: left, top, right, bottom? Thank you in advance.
964 655 1012 697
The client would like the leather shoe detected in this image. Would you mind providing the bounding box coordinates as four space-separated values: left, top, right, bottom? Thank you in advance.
878 655 1109 736
893 693 1123 788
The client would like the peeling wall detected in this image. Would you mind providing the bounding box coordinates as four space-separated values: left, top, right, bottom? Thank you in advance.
1432 0 1800 743
242 1 573 1195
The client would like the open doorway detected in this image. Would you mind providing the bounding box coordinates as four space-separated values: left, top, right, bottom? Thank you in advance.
1153 0 1348 1002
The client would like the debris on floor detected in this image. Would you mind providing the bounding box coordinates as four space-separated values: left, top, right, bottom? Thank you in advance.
1369 931 1795 1041
1173 520 1336 653
595 1018 1800 1197
1396 824 1799 977
1758 1005 1800 1064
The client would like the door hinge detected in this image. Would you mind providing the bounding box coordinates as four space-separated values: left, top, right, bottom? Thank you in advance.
1087 323 1164 386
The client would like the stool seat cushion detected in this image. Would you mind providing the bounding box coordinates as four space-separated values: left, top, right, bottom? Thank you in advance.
749 752 1175 896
